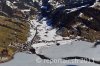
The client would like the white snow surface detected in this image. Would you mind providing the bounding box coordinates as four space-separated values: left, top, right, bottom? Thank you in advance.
27 19 73 49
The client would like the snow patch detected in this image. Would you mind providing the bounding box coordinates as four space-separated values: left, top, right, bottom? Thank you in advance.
27 18 73 52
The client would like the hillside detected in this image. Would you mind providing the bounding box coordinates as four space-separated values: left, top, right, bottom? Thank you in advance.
0 0 100 63
0 15 29 62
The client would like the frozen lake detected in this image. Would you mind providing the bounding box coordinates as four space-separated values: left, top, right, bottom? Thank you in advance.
0 41 100 66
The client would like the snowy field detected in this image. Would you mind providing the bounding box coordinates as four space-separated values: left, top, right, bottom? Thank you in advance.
0 41 100 66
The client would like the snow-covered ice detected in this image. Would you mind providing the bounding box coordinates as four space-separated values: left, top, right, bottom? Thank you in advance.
1 41 100 66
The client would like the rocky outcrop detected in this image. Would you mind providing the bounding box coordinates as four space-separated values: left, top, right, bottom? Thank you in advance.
48 1 100 42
